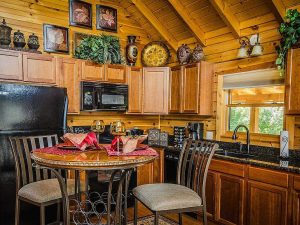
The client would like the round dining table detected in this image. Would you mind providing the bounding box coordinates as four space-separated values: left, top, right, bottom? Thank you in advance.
31 148 157 225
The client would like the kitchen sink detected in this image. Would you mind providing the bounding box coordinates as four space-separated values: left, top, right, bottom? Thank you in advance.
215 150 255 159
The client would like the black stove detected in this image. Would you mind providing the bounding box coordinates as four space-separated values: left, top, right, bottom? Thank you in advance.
164 146 181 184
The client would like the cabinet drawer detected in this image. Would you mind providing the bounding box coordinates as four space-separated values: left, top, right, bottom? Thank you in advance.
248 167 289 188
294 175 300 191
210 159 245 177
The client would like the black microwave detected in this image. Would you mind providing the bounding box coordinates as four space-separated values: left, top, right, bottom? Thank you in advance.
81 82 128 111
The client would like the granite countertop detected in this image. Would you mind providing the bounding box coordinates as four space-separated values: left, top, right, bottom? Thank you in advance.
165 140 300 174
214 151 300 174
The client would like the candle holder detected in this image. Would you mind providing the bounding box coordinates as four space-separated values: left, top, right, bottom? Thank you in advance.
91 120 105 143
110 121 126 155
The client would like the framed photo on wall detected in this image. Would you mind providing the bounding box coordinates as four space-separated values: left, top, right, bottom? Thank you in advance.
69 0 92 28
43 24 69 53
96 5 117 32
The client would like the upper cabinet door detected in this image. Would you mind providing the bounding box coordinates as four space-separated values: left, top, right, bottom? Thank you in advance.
106 64 126 83
286 48 300 114
182 63 200 114
143 67 169 114
23 53 57 85
169 66 182 113
0 50 23 81
81 61 105 82
127 67 143 113
199 61 214 115
57 58 80 114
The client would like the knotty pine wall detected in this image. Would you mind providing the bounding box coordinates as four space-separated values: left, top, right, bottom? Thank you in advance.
0 0 151 66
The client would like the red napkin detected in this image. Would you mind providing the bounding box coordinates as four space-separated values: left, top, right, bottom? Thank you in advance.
62 132 99 151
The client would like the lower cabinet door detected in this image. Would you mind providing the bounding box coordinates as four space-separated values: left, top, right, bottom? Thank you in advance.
206 171 216 219
293 191 300 225
247 181 288 225
216 174 245 225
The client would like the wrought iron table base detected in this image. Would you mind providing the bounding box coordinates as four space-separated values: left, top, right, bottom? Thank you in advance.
35 165 133 225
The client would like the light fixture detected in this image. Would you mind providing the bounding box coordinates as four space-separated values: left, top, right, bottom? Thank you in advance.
237 33 263 58
237 37 250 59
250 33 263 57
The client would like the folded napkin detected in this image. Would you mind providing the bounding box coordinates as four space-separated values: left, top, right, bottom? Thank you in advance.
121 135 148 153
62 132 99 151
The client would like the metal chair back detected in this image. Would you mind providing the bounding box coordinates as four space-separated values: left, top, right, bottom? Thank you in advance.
9 134 65 191
177 139 218 206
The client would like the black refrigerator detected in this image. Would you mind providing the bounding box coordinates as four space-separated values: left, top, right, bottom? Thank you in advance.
0 83 68 225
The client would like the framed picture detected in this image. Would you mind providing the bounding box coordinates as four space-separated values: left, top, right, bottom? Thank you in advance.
43 24 69 53
96 5 117 32
69 0 92 28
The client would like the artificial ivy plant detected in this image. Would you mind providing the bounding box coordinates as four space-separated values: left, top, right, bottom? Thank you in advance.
74 34 124 64
276 9 300 75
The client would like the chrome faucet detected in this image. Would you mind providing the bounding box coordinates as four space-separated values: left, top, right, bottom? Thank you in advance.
232 125 250 154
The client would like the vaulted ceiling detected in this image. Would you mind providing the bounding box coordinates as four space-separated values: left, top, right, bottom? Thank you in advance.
116 0 300 52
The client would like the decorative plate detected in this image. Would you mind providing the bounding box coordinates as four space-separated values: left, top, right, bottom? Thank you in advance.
141 41 170 67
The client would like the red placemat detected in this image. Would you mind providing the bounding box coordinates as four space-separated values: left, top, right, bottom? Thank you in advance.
104 145 158 156
33 147 81 155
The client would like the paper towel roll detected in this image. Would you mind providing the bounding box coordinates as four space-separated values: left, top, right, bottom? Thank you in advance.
280 131 289 158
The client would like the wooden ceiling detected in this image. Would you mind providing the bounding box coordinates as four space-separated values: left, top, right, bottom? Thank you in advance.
116 0 300 51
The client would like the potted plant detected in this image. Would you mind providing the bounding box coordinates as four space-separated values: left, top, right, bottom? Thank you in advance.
276 9 300 76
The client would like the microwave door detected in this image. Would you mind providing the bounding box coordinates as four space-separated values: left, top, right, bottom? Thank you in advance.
100 94 126 110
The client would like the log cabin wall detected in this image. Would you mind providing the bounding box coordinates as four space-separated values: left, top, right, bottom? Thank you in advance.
2 0 300 146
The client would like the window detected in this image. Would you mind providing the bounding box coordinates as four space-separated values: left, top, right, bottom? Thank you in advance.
226 86 284 135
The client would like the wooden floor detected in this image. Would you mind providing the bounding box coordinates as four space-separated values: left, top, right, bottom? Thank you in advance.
127 205 218 225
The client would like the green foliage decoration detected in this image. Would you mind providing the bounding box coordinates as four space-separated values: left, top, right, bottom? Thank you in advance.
276 9 300 75
74 34 125 64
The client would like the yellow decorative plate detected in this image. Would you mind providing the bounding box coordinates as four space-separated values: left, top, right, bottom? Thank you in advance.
141 41 170 67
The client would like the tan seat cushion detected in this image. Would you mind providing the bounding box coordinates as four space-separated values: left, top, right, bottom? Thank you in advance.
18 179 85 204
133 183 202 211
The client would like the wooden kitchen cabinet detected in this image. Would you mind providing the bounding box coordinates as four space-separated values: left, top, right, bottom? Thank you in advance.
286 47 300 114
57 58 80 114
169 66 182 113
127 66 143 113
81 60 105 82
137 148 164 185
23 53 57 85
293 176 300 225
169 62 213 115
142 67 169 114
247 181 288 225
0 49 23 81
216 174 245 225
106 64 126 83
182 63 200 113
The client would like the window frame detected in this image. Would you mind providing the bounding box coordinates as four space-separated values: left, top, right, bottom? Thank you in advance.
225 103 284 135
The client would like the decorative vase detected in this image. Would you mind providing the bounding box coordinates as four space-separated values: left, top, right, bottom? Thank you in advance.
126 35 138 66
13 30 26 50
177 44 191 65
27 33 40 51
191 44 204 63
0 19 12 48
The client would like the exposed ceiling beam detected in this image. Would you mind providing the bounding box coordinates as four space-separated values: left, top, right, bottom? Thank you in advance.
130 0 178 51
167 0 206 46
209 0 240 38
268 0 286 22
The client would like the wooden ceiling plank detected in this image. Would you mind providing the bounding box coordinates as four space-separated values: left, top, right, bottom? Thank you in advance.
130 0 178 51
167 0 206 46
209 0 240 38
268 0 286 22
